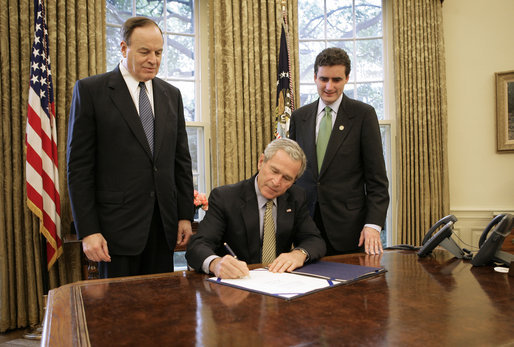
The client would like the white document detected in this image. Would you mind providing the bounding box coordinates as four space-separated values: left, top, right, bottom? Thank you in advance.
207 268 339 300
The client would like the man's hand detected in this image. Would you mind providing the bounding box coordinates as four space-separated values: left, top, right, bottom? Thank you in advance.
358 226 383 255
267 249 307 273
82 233 111 262
176 219 193 247
209 255 250 279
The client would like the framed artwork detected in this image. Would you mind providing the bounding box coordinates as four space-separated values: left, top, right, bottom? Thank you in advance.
495 70 514 152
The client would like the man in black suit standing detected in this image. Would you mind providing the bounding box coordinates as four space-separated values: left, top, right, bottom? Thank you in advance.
186 139 326 279
67 17 194 278
289 47 389 255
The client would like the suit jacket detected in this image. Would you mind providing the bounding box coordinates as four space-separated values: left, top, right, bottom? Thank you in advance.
67 66 194 255
185 175 326 271
289 94 389 253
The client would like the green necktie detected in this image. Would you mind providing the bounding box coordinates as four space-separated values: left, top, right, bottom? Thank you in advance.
317 106 332 172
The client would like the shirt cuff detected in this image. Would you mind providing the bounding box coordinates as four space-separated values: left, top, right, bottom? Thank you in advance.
202 255 219 274
365 224 382 233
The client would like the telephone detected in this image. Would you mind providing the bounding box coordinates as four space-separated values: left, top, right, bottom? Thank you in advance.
417 215 469 259
471 214 514 267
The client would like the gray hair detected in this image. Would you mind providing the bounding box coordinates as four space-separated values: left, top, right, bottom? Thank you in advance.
263 138 307 179
121 17 162 46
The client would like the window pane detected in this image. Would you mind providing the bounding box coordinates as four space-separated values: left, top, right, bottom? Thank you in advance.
299 41 326 82
106 0 133 24
344 83 355 99
356 82 384 119
106 26 123 71
165 0 194 34
166 34 195 78
298 0 324 39
186 127 199 176
355 39 383 81
355 0 382 37
136 0 163 19
170 81 195 121
326 0 353 39
299 84 318 107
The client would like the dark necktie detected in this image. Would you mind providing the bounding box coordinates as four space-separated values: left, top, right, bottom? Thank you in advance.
139 82 154 155
262 200 276 265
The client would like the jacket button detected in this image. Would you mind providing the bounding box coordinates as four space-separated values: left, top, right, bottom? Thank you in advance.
150 191 155 198
154 167 158 172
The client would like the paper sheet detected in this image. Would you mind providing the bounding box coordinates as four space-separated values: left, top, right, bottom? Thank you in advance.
208 268 337 300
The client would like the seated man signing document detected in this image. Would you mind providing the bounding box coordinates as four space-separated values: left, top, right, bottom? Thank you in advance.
186 139 326 279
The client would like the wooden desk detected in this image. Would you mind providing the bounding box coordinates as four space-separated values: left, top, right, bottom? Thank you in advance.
42 250 514 346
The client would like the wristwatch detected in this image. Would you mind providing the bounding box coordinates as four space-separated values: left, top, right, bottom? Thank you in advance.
294 247 310 262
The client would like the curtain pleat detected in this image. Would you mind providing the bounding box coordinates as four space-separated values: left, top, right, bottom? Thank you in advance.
0 0 105 332
393 0 449 245
209 0 299 186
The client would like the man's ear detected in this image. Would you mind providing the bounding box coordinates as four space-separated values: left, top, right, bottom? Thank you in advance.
120 41 128 58
257 154 265 171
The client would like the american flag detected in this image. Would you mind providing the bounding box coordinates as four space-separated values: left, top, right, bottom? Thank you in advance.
274 19 294 139
26 0 62 269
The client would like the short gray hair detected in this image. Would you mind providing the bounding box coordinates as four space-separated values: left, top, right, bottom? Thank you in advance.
263 138 307 179
121 17 162 46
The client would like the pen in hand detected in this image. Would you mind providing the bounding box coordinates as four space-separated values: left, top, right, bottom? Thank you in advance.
223 242 250 279
223 242 237 259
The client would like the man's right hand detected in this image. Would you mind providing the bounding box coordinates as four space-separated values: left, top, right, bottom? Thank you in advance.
82 233 111 262
209 255 249 279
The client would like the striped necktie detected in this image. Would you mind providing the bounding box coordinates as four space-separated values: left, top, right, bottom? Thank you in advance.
317 106 332 172
139 82 154 155
262 200 276 265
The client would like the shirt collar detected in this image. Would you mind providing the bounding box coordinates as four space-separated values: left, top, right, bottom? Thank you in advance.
317 93 344 116
254 174 276 208
119 62 152 94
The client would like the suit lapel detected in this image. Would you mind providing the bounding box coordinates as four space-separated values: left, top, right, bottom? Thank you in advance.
152 79 168 161
108 67 153 159
299 101 319 179
320 94 353 176
241 177 261 262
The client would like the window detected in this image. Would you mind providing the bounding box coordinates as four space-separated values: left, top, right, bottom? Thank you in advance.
298 0 394 245
106 0 209 270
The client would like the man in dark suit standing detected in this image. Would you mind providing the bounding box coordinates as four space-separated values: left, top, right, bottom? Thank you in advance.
186 139 326 279
289 47 389 255
67 17 194 278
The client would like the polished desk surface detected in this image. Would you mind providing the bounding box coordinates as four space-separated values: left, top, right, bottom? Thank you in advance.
42 250 514 346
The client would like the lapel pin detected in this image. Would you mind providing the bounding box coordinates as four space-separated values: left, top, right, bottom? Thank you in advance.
339 125 344 131
286 209 292 213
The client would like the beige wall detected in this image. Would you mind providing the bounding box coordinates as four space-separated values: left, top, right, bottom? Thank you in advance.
443 0 514 215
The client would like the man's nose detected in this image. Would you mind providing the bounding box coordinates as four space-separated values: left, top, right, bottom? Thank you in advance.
148 52 157 64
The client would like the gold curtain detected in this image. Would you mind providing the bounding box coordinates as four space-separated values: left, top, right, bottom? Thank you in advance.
393 0 450 245
208 0 300 186
0 0 105 332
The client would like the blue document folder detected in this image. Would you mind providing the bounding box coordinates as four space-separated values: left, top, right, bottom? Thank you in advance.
292 261 386 283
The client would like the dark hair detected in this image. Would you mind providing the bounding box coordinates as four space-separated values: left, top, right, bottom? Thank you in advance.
314 47 351 77
121 17 162 46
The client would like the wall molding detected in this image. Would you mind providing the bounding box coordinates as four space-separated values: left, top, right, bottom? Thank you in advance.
450 209 514 250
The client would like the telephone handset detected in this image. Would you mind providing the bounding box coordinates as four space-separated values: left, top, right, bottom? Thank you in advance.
472 214 513 267
417 214 468 258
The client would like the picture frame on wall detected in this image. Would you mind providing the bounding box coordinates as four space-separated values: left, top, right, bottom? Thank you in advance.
495 70 514 152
